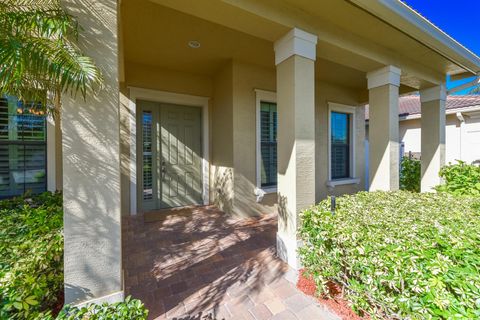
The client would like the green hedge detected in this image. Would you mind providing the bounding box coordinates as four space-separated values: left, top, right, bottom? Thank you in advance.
300 191 480 319
0 193 149 319
400 156 420 192
41 296 148 320
0 192 63 319
436 160 480 196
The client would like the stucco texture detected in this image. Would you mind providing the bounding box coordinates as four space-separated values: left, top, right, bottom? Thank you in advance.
61 0 122 304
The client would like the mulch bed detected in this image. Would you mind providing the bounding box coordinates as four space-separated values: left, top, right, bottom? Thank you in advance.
296 269 369 320
51 289 65 317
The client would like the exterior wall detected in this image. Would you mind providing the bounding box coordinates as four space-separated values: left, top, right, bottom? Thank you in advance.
315 82 365 200
126 62 213 97
462 115 480 164
446 116 461 163
47 114 63 192
399 114 470 164
119 84 131 216
399 118 422 155
231 61 277 216
122 59 366 216
212 60 277 217
62 0 123 304
212 62 234 213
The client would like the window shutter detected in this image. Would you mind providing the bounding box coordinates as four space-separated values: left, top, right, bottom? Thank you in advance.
260 102 277 188
0 97 47 198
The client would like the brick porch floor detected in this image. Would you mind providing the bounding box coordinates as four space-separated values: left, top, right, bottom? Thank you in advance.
122 206 340 320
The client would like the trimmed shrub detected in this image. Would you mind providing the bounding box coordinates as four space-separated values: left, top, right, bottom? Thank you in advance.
436 160 480 196
39 296 148 320
400 156 420 192
0 192 63 319
299 191 480 319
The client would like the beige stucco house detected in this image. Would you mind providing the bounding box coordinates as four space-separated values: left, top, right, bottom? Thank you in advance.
394 95 480 164
59 0 480 306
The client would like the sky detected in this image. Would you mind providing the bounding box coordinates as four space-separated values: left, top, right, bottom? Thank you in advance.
403 0 480 94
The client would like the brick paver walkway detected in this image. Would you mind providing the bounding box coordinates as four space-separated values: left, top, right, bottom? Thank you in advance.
122 206 340 320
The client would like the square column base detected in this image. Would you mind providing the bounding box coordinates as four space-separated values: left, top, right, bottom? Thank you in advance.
74 290 124 308
276 232 302 270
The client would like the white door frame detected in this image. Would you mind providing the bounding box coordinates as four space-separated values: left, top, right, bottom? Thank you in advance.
128 87 210 215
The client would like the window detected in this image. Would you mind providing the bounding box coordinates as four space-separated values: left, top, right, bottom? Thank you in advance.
0 96 47 198
328 103 357 184
255 90 277 192
331 112 350 179
260 102 277 188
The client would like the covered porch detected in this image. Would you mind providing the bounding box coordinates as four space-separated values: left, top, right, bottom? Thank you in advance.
122 206 339 319
59 0 475 308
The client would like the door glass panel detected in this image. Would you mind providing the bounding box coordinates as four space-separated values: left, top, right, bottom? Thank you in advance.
142 111 153 200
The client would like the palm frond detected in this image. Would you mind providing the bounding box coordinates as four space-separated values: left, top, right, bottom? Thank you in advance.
0 0 61 12
0 0 103 107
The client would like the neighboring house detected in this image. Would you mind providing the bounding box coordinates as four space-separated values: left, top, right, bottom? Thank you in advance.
58 0 480 306
399 95 480 164
366 95 480 165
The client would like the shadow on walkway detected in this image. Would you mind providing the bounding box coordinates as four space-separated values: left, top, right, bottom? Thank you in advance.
122 206 289 320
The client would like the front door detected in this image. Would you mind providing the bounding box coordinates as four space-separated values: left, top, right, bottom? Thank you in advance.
139 100 203 211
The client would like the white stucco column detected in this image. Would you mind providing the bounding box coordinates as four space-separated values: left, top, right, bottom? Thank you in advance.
274 28 317 269
420 85 446 192
61 0 123 305
367 66 401 191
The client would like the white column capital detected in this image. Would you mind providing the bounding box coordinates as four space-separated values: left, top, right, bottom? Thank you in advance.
420 84 447 103
274 28 318 65
366 65 401 89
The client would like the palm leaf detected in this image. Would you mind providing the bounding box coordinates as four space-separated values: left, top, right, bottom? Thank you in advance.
0 0 102 109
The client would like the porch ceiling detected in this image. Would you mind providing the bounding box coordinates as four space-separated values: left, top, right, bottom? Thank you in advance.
122 0 370 90
148 0 471 89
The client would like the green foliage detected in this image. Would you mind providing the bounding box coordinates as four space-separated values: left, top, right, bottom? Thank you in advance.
0 192 63 320
435 160 480 196
0 0 102 108
299 191 480 319
400 156 421 192
39 296 148 320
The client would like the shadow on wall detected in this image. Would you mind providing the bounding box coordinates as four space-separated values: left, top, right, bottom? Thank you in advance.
61 0 122 304
122 207 287 319
277 193 288 233
213 167 233 214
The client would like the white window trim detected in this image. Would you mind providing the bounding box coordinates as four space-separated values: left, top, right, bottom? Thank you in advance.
128 87 210 215
327 102 359 187
255 89 277 194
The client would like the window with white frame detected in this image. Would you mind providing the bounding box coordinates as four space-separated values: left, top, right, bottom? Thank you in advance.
328 103 356 182
255 90 277 191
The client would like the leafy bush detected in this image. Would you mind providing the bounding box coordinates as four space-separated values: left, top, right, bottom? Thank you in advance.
400 156 420 192
40 296 148 320
0 192 63 319
300 191 480 319
436 160 480 196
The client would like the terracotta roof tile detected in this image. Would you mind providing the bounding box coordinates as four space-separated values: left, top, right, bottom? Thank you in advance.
365 95 480 119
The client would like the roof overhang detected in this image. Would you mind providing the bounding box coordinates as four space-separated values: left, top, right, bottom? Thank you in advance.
348 0 480 76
